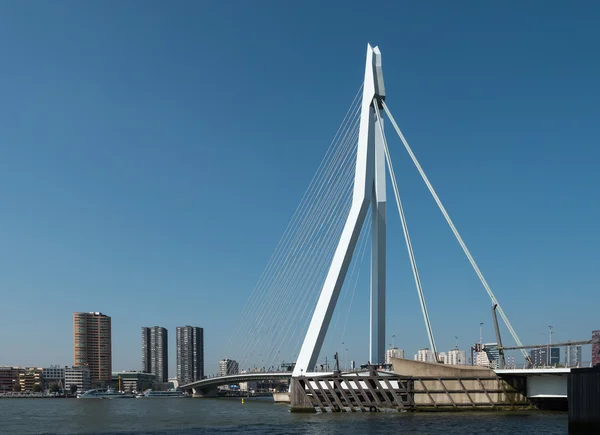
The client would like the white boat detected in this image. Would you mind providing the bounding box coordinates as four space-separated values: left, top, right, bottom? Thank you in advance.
135 389 187 398
77 388 135 399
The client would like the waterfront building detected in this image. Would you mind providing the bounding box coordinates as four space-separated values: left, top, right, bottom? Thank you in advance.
111 371 155 392
73 312 112 387
565 344 583 367
0 367 23 392
530 347 560 367
18 367 43 391
239 380 257 392
64 366 91 393
385 347 405 364
219 359 239 377
413 348 435 363
142 326 168 382
446 349 467 365
176 325 204 385
593 330 600 367
42 366 65 389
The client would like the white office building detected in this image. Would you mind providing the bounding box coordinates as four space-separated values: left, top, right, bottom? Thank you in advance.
414 348 435 363
475 351 491 368
385 347 405 364
446 349 467 365
64 366 91 393
438 352 447 364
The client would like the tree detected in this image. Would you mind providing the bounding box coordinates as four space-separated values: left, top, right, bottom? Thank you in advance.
70 384 78 395
32 384 42 393
49 384 60 393
13 383 21 392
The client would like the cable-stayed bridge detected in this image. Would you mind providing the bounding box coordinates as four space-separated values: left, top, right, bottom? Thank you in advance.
180 45 594 410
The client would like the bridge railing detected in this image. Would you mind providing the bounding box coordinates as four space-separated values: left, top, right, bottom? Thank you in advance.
497 361 593 370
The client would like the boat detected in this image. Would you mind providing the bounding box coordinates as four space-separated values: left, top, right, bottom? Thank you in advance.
77 388 135 399
135 389 187 398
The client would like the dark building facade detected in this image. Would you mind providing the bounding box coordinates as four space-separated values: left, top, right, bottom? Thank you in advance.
593 330 600 367
141 326 168 383
112 371 155 393
176 326 204 385
0 367 23 392
530 347 560 366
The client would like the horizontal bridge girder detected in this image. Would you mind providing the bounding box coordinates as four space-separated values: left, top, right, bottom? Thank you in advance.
180 373 291 390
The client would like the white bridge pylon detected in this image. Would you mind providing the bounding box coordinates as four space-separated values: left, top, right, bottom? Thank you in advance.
293 45 389 376
292 44 529 377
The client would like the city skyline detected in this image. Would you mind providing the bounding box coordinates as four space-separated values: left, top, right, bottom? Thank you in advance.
1 2 600 373
4 307 599 376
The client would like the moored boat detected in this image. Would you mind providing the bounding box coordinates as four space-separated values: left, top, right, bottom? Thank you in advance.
135 389 187 398
77 388 135 399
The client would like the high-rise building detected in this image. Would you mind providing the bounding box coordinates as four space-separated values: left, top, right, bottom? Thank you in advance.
141 326 168 382
176 326 204 385
592 330 600 367
483 343 501 369
530 347 560 367
385 347 405 364
565 344 583 367
219 359 239 377
73 312 112 387
446 349 467 365
475 351 490 367
413 348 435 363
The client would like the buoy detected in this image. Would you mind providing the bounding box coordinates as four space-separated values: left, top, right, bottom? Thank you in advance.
242 398 245 404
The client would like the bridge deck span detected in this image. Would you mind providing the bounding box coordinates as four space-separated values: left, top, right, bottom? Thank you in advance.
180 372 292 392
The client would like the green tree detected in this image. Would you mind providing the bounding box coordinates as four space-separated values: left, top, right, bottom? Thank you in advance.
69 384 78 395
49 384 60 393
13 383 21 392
32 384 42 393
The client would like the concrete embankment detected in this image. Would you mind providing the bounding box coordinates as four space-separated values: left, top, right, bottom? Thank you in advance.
391 358 532 411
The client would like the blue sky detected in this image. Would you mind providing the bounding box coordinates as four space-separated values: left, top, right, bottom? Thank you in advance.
1 1 599 375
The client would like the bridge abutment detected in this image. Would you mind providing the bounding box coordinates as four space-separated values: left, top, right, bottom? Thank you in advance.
192 387 218 398
290 378 316 413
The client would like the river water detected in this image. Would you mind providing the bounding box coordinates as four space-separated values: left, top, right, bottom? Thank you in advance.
0 397 567 434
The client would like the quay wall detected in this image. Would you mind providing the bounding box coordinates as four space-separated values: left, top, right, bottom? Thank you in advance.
391 358 530 409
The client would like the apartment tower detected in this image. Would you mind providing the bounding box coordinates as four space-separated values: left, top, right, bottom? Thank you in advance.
73 312 112 388
142 326 168 382
176 326 204 385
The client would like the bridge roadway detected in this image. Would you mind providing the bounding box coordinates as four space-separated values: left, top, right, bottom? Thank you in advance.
495 367 571 399
180 372 292 396
180 367 572 399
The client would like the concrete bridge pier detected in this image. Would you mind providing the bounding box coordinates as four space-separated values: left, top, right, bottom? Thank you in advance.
289 378 316 413
192 386 218 398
